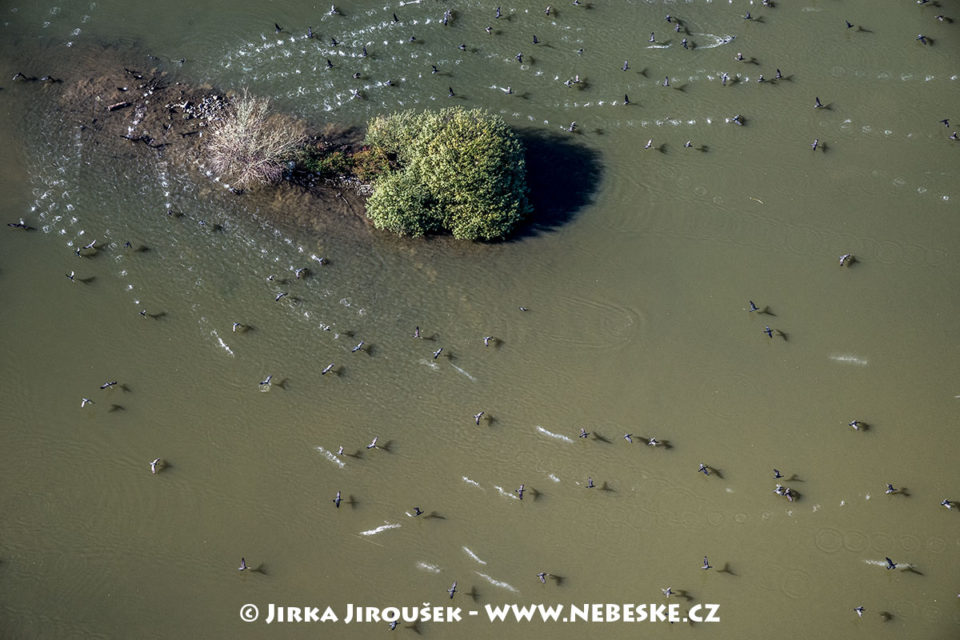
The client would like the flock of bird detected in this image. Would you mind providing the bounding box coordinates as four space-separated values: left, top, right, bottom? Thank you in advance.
4 0 959 633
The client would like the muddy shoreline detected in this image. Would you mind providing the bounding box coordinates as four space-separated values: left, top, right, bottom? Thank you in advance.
36 45 375 239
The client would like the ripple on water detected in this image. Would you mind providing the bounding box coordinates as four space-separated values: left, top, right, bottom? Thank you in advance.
533 294 645 350
842 530 869 552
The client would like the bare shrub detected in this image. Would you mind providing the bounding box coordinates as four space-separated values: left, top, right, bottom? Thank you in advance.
206 90 306 189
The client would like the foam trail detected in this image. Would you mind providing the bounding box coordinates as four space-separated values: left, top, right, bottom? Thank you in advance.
494 485 520 500
416 561 441 574
829 354 869 366
211 330 235 356
462 476 481 488
475 571 519 593
359 522 401 536
463 546 488 565
450 363 477 382
314 446 346 469
536 426 574 443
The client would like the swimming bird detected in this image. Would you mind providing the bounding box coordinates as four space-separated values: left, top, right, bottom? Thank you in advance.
474 411 485 425
433 347 443 359
839 253 855 267
537 572 547 583
698 463 710 476
321 363 335 375
885 557 896 570
414 327 422 339
275 292 288 302
586 477 595 488
579 428 589 439
361 46 368 57
100 381 118 390
702 556 712 570
855 606 864 617
624 434 633 443
367 436 378 449
239 557 248 571
622 60 629 71
7 218 32 229
413 506 423 516
516 484 525 500
81 397 94 408
333 490 341 508
307 26 313 39
763 326 774 338
351 341 364 353
849 420 865 430
448 581 457 598
150 458 161 474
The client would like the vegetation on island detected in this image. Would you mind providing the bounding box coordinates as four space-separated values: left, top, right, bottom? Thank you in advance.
362 107 531 241
204 95 531 241
206 90 307 189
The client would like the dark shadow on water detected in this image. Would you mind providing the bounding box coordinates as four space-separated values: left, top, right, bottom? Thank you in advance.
513 129 603 239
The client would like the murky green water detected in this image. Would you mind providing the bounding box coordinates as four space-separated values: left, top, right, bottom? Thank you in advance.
1 0 959 638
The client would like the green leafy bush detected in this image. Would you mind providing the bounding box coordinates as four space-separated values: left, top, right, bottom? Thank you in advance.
364 107 531 241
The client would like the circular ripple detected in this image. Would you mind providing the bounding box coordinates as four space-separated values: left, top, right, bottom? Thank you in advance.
871 532 893 553
899 534 921 552
843 531 868 552
815 528 843 553
780 569 811 599
926 537 946 553
707 511 724 526
734 513 748 524
922 604 941 623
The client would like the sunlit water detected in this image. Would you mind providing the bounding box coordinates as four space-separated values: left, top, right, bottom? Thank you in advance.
1 1 959 638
